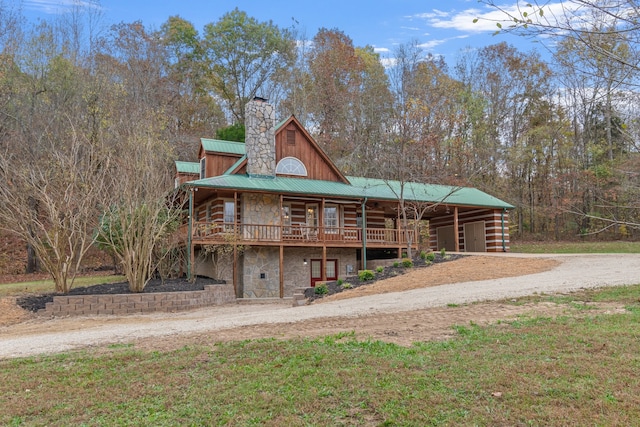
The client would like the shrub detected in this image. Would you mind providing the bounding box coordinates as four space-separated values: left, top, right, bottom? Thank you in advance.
314 283 328 295
341 282 353 289
426 252 436 262
440 248 446 257
376 266 384 273
420 251 427 260
336 278 343 286
358 270 375 281
393 261 400 268
402 258 413 268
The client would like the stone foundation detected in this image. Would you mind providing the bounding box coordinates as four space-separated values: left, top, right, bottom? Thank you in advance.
39 284 236 317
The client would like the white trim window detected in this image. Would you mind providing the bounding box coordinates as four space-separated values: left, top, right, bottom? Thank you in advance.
223 200 235 232
282 203 292 234
324 205 339 233
200 157 206 179
276 157 307 176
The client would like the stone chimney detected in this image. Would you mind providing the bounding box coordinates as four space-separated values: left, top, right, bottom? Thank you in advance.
245 97 276 178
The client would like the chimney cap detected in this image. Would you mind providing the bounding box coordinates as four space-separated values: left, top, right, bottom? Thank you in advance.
253 96 268 102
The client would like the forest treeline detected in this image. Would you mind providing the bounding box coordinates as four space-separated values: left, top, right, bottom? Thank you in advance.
0 2 639 285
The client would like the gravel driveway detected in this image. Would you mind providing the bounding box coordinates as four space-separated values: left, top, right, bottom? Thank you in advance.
1 253 639 359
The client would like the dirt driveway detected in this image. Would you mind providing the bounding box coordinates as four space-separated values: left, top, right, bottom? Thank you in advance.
1 254 639 358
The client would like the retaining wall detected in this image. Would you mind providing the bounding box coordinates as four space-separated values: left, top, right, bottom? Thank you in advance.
40 284 236 317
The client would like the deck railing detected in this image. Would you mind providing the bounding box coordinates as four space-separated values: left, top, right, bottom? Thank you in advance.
189 221 415 246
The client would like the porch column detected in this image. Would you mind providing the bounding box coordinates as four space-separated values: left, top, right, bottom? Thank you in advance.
233 192 238 234
361 198 367 270
322 245 327 281
233 244 238 298
397 201 402 257
279 194 283 239
454 206 460 252
187 187 194 280
279 245 284 298
321 198 326 281
233 191 239 297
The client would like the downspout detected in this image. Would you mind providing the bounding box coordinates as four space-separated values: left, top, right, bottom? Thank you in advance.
501 208 506 252
361 198 367 270
187 187 193 280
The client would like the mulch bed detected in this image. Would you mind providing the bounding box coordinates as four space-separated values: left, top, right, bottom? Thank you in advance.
16 277 223 313
305 253 464 302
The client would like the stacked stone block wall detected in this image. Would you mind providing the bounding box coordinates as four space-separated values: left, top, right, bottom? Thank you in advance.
39 284 236 317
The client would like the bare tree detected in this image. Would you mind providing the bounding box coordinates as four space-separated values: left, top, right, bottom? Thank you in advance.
95 128 184 292
0 122 112 292
478 0 640 77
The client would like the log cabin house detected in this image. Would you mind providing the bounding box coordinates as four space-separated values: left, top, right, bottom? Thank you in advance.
175 98 513 299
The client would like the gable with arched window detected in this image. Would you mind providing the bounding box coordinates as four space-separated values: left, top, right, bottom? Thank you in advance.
276 157 307 176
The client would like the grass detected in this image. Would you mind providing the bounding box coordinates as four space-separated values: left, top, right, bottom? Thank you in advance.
2 286 640 425
0 275 125 297
511 240 640 254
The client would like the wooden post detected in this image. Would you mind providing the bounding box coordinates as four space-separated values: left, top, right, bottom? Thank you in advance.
279 194 283 241
233 244 238 298
454 206 460 252
361 198 367 270
187 188 194 281
279 245 284 298
233 192 238 234
322 245 327 281
321 198 326 281
233 191 239 297
397 201 401 256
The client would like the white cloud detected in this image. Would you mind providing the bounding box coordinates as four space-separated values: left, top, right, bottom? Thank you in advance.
374 47 390 53
23 0 101 14
418 34 469 50
400 26 421 32
415 2 578 34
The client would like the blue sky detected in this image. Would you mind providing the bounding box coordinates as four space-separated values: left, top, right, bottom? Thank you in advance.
19 0 549 63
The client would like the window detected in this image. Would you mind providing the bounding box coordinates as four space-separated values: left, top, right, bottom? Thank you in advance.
306 205 318 229
282 204 291 233
200 157 206 179
223 200 235 231
324 205 339 233
276 157 307 176
325 260 336 279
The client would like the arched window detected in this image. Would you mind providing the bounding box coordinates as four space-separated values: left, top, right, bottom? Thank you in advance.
276 157 307 176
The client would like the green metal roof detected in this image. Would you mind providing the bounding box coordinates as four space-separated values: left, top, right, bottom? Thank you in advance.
200 138 246 155
185 174 513 209
175 161 200 174
346 176 513 209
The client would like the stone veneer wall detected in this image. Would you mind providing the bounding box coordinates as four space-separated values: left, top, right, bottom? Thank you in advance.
242 193 281 238
40 284 236 317
241 247 358 298
282 247 357 296
245 98 275 177
242 247 280 298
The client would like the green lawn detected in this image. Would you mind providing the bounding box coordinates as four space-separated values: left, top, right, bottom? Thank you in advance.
2 285 640 426
511 240 640 254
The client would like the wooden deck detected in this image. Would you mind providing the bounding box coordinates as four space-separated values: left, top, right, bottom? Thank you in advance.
187 222 417 248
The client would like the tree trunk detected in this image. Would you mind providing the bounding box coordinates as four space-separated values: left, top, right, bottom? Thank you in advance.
26 241 38 273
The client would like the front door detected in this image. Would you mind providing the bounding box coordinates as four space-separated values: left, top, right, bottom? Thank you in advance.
310 259 338 287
